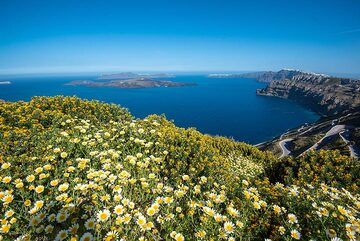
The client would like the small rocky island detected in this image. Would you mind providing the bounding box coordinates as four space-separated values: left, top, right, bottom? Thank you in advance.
66 72 195 89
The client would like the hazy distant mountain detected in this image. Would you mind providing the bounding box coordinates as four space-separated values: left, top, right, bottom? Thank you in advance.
97 72 175 80
240 69 329 82
208 69 329 82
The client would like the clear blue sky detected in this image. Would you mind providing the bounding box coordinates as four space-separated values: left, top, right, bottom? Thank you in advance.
0 0 359 75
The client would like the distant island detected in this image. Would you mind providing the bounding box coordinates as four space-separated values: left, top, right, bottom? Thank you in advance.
0 81 11 85
97 72 175 80
207 73 234 78
66 72 195 89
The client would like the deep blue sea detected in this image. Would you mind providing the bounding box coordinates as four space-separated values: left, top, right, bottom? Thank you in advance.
0 75 319 144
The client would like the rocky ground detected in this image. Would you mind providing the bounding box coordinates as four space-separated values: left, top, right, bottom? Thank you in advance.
257 111 360 158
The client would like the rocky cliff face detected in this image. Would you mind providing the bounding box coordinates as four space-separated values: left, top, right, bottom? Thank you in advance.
256 71 360 116
208 69 314 82
237 69 326 82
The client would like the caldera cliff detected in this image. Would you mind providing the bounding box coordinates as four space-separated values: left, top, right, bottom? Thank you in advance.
255 70 360 116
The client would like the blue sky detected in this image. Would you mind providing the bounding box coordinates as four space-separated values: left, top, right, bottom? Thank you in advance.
0 0 359 75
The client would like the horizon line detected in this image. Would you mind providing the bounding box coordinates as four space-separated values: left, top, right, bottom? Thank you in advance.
1 69 360 78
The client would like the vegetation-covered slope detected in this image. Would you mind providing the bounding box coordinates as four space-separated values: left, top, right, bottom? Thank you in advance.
0 96 359 241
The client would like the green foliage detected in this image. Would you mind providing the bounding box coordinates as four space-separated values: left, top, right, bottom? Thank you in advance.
0 96 358 241
265 150 359 192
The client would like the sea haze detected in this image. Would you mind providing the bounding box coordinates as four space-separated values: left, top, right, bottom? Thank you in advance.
0 75 319 144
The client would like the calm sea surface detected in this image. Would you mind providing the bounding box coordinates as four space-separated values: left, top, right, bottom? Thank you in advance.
0 75 319 144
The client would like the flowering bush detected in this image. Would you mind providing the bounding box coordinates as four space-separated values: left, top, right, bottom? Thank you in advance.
265 150 359 192
0 96 358 241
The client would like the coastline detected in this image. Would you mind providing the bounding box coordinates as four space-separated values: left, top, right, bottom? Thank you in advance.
0 75 318 144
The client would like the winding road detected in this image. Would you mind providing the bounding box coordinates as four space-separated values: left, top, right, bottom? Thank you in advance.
279 138 294 158
304 125 347 153
339 130 359 158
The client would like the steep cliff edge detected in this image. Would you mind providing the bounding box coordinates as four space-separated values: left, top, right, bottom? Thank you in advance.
256 70 360 116
209 69 327 82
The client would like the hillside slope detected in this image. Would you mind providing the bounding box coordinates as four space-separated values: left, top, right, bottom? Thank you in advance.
0 96 359 241
257 111 360 158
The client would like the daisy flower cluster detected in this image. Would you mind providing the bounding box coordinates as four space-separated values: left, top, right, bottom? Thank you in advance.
0 96 358 241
